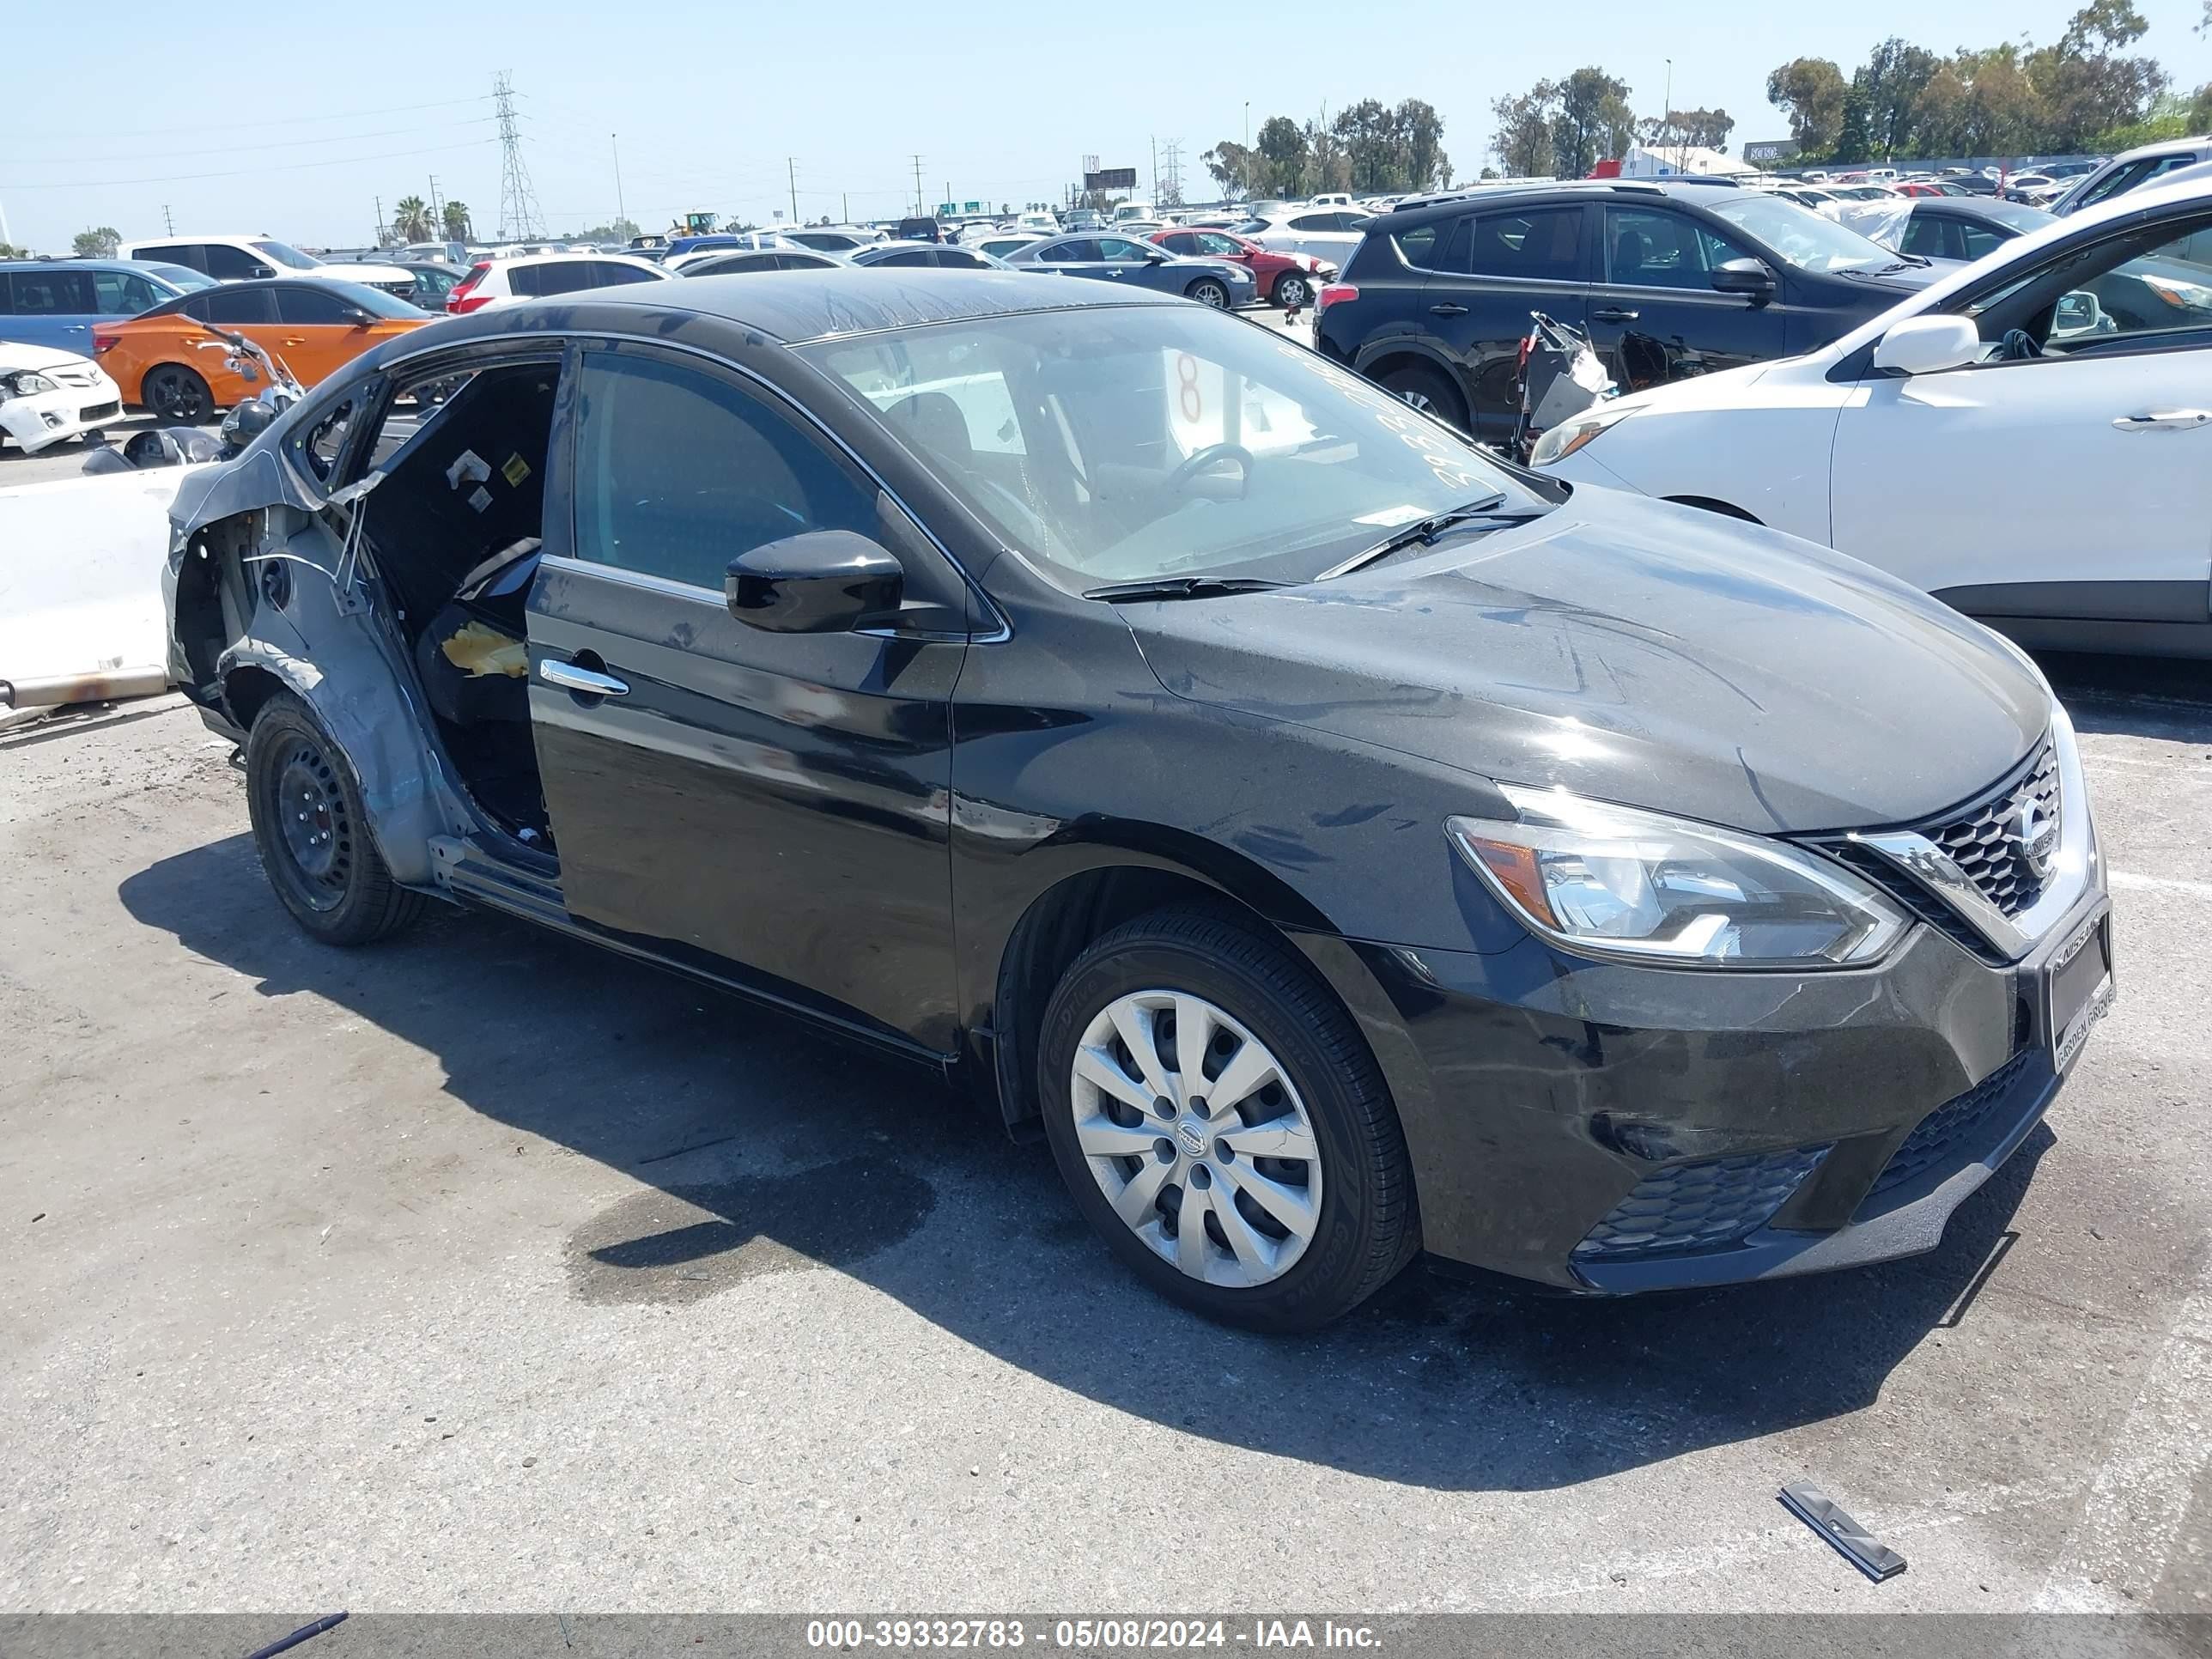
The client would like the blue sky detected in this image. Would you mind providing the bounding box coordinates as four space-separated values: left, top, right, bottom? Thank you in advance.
6 0 2209 252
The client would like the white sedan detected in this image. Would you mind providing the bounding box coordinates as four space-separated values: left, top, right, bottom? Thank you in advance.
0 343 124 454
1535 175 2212 658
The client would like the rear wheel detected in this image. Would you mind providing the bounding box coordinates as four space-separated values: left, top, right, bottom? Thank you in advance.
1272 271 1312 309
1379 362 1468 431
1187 278 1232 309
1037 908 1419 1331
245 694 426 945
141 365 214 425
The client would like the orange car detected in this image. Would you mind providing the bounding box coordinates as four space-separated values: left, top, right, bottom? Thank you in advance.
94 278 430 423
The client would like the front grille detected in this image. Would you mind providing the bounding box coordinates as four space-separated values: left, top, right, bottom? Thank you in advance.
1928 741 2058 919
1574 1146 1829 1261
50 368 100 387
1863 1051 2033 1204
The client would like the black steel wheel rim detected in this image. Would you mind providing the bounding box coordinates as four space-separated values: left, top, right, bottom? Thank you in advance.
267 741 354 912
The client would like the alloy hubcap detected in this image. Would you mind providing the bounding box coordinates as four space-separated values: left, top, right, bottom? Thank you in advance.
1399 389 1434 412
1069 990 1323 1288
1195 283 1228 307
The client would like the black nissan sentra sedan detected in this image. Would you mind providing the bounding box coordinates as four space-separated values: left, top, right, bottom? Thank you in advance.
163 270 2113 1330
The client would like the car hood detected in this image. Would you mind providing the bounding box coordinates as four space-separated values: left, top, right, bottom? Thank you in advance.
0 340 98 374
1831 259 1942 295
317 263 411 282
1125 487 2047 835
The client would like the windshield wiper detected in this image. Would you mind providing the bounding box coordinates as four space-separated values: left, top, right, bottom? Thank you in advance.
1083 575 1290 602
1320 493 1521 580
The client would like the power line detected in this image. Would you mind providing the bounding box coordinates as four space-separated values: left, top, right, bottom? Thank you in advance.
494 71 544 241
6 95 492 148
0 137 497 191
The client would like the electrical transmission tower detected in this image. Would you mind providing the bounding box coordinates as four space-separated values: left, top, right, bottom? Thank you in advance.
1163 141 1183 204
494 72 544 241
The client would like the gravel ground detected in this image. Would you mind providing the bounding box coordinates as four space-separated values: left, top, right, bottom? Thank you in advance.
0 649 2206 1620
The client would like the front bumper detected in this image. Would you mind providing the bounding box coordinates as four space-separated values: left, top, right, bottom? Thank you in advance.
0 374 123 453
1318 874 2112 1293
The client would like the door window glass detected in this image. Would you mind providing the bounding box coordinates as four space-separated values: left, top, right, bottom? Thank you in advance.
507 264 544 298
878 249 933 267
589 261 661 286
1901 215 1954 260
200 286 276 324
1159 233 1196 254
1462 208 1583 281
276 285 357 324
573 352 876 592
1395 220 1447 269
1965 210 2212 355
1959 223 2007 261
1097 237 1152 260
1195 232 1244 257
7 270 95 314
203 244 265 280
1288 214 1336 231
92 270 163 313
134 244 202 270
1605 208 1745 288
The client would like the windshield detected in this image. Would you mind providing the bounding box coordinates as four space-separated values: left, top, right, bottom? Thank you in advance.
146 263 216 291
1706 192 1896 272
799 305 1545 591
326 281 429 319
252 240 325 270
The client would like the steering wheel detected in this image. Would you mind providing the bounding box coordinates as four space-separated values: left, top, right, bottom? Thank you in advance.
1165 441 1255 498
2000 327 2044 362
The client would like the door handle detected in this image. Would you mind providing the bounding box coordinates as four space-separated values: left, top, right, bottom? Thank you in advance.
2112 409 2212 431
1429 302 1469 316
538 658 629 697
1594 307 1640 323
282 337 309 346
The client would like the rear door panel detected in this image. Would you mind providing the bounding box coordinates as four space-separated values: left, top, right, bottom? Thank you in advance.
1589 204 1786 398
1417 204 1589 442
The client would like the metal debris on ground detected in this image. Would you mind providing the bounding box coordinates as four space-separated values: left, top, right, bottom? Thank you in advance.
1779 1481 1907 1583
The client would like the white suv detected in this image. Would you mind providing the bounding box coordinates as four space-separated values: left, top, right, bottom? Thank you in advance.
445 252 671 313
1534 176 2212 657
118 234 413 298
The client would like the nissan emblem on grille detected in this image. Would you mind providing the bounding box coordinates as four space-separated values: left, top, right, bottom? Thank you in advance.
1931 741 2062 919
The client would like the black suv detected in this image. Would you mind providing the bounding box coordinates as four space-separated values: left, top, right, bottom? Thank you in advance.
1316 180 1939 442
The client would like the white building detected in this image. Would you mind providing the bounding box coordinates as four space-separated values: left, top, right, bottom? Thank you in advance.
1619 144 1758 180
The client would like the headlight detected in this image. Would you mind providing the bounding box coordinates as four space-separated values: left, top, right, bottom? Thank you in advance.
1447 786 1910 968
1529 400 1638 467
1 371 58 399
2140 272 2212 312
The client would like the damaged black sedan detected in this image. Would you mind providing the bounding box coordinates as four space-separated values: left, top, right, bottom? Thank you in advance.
163 270 2112 1329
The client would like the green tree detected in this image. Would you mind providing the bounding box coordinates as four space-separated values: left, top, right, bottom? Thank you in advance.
2031 0 2167 149
1850 38 1942 160
1201 141 1256 199
1395 98 1451 191
72 227 121 258
1333 99 1400 192
1491 86 1558 177
1766 58 1848 155
1254 116 1310 198
441 200 472 240
1551 67 1635 178
392 195 432 240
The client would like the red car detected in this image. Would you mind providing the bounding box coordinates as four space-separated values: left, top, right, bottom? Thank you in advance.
1147 228 1333 309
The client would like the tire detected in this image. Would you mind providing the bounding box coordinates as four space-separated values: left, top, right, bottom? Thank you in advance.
244 693 427 945
1379 362 1469 432
1036 908 1419 1332
140 365 214 425
1187 278 1231 309
1272 271 1312 309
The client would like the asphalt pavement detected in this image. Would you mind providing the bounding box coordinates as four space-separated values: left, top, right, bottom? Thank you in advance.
1 647 2207 1619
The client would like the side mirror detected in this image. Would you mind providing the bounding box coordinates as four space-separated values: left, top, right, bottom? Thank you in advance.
1143 250 1168 264
345 307 376 327
1871 313 1983 375
1710 257 1776 301
726 530 904 633
251 264 277 279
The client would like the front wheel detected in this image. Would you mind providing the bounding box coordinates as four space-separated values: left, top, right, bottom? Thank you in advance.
1037 909 1419 1331
1379 362 1468 431
245 693 427 945
1186 278 1231 309
1272 272 1311 309
140 365 214 425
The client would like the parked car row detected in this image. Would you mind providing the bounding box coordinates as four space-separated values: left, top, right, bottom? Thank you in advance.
155 263 2115 1329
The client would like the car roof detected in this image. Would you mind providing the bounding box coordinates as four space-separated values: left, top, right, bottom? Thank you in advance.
499 251 667 269
1366 178 1741 232
469 267 1168 344
0 258 175 271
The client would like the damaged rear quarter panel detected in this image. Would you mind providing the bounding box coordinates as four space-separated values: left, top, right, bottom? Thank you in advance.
168 434 477 892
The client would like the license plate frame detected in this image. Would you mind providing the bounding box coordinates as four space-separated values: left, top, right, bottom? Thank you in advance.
2044 903 2113 1076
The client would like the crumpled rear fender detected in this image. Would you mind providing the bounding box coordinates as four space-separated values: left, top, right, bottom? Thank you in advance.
171 468 471 893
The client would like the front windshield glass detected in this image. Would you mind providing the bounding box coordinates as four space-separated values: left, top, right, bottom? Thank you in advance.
252 240 325 270
147 263 216 291
1706 193 1895 271
799 305 1543 590
326 281 430 319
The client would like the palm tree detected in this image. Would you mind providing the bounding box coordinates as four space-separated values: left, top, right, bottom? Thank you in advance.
392 195 432 241
441 200 472 240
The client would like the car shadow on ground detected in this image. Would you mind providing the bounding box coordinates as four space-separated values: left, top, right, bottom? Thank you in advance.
121 826 2048 1495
